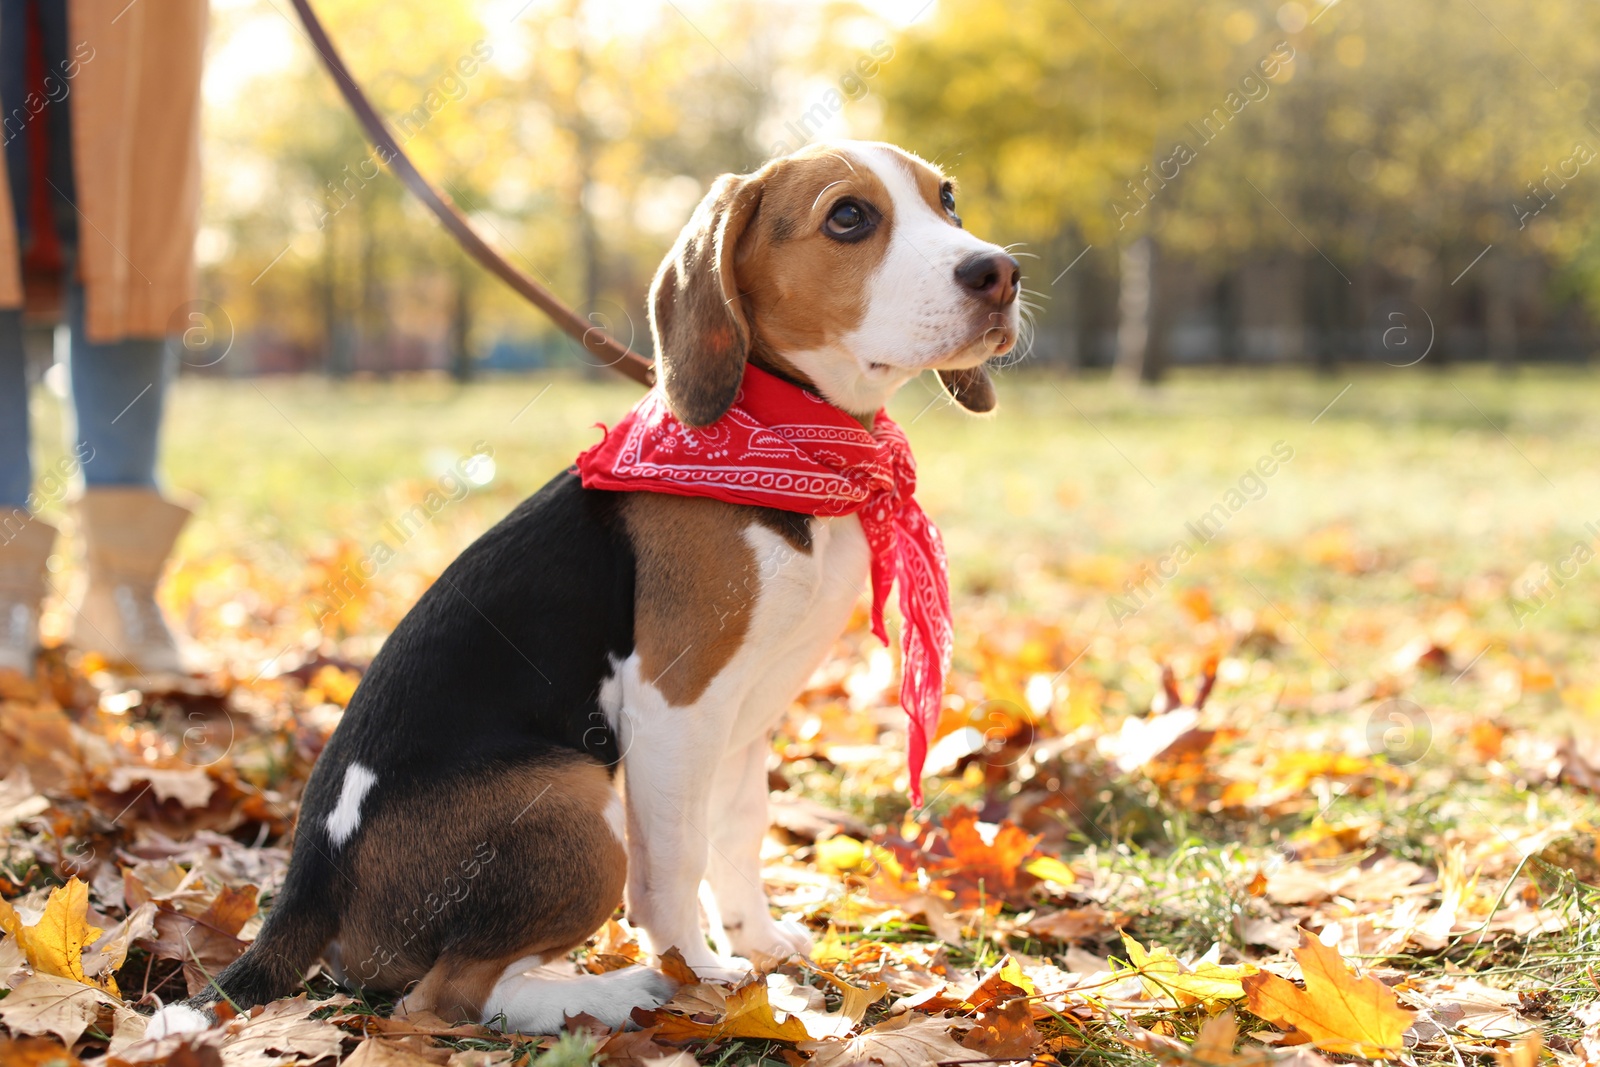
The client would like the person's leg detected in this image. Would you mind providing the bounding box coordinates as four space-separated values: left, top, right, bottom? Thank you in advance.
66 286 196 674
66 285 170 488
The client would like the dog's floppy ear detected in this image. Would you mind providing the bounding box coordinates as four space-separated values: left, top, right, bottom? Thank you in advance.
937 367 997 413
649 173 765 427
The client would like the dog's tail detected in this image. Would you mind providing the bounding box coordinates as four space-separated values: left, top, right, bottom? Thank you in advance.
145 844 341 1037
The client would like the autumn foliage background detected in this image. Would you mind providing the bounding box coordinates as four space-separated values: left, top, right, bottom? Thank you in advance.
6 0 1600 1065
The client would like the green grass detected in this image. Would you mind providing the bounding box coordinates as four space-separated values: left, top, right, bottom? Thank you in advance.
30 362 1600 581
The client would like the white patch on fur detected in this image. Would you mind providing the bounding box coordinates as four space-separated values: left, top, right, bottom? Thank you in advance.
603 792 626 844
481 961 677 1033
598 654 624 731
620 517 868 978
145 1002 211 1039
325 762 377 847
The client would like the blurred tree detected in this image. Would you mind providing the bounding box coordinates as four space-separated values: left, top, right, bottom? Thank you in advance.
874 0 1600 376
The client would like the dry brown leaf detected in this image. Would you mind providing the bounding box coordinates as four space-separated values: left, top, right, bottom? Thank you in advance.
0 767 49 830
329 1009 496 1041
105 766 218 809
218 994 353 1067
0 972 119 1047
200 886 260 938
803 1012 970 1067
83 902 159 982
1241 934 1415 1058
444 1051 516 1067
655 946 698 986
1023 905 1125 943
1265 862 1360 905
597 1026 685 1067
959 1000 1039 1059
146 886 257 995
343 1037 451 1067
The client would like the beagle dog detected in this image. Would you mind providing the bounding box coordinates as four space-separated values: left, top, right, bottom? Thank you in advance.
148 140 1020 1037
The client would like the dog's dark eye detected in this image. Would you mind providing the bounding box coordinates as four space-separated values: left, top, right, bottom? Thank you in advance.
824 199 872 239
940 182 962 227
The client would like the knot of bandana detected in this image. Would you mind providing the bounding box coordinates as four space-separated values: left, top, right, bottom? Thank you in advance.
574 364 952 805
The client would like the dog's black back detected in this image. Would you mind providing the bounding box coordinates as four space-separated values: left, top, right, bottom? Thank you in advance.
321 470 634 777
194 471 636 1010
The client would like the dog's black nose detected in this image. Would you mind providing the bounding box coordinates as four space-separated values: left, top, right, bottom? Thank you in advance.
954 252 1021 307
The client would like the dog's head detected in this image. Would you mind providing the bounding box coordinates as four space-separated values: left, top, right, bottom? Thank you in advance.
648 140 1021 426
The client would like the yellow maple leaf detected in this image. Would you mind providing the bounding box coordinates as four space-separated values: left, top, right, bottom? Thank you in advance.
0 879 117 995
1121 934 1256 1008
1242 933 1415 1058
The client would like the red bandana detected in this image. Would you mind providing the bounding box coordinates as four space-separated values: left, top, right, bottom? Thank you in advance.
575 364 952 805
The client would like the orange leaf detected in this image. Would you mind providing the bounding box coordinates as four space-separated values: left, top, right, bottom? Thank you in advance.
656 946 699 986
1241 934 1415 1058
960 1000 1040 1059
199 884 259 938
931 806 1042 907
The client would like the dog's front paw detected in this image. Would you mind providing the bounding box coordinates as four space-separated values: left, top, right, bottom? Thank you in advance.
599 965 680 1026
674 947 755 984
730 917 813 967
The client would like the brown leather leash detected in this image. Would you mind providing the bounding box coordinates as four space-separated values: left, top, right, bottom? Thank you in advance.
287 0 655 387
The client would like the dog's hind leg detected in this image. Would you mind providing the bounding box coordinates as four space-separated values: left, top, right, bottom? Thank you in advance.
480 958 677 1032
403 952 676 1034
346 754 675 1031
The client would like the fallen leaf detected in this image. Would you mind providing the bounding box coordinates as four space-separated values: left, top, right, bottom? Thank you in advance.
0 972 119 1047
966 954 1036 1011
0 1036 87 1067
145 885 259 994
959 999 1039 1059
1121 1011 1339 1067
597 1026 684 1067
1496 1031 1542 1067
83 902 159 982
219 994 353 1067
1022 855 1075 885
199 885 259 938
655 947 698 986
1122 934 1256 1008
343 1037 451 1067
105 766 218 809
802 1012 970 1067
0 878 117 993
1024 905 1123 943
934 807 1043 908
648 980 811 1043
1242 933 1415 1057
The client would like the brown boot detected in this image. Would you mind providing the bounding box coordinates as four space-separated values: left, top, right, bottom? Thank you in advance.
0 516 58 675
75 488 197 676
